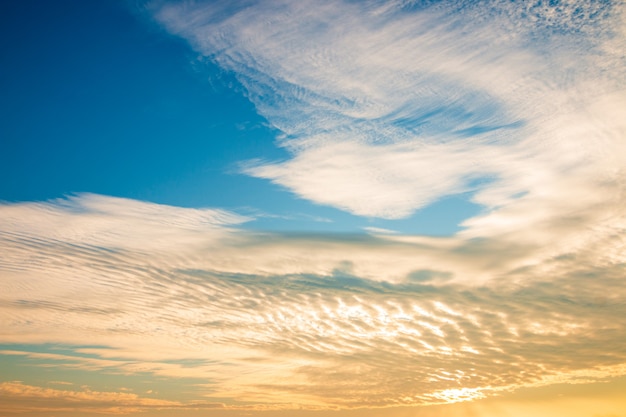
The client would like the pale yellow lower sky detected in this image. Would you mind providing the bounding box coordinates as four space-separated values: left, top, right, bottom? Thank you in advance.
148 380 626 417
2 377 625 417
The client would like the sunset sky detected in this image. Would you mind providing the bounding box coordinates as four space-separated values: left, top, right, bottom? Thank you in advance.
1 0 625 416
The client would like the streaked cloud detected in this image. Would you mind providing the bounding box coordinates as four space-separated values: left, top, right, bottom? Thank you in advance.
1 194 625 410
0 381 181 414
153 0 625 227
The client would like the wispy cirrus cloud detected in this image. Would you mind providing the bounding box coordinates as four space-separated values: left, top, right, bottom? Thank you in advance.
153 0 626 229
1 194 625 409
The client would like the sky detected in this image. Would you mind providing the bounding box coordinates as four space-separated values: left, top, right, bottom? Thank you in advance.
0 0 625 416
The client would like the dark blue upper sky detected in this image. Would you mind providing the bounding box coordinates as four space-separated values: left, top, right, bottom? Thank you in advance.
0 0 281 203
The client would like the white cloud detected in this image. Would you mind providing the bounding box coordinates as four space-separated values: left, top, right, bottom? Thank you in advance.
243 139 486 219
1 194 625 408
153 0 625 234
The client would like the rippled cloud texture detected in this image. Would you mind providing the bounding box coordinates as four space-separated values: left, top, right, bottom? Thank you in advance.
2 190 625 413
1 0 626 415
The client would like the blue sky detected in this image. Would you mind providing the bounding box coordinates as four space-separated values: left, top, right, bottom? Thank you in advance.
0 0 483 235
1 0 626 416
0 1 286 218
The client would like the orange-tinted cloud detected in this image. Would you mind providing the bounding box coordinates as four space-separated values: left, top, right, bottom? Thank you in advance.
0 381 180 414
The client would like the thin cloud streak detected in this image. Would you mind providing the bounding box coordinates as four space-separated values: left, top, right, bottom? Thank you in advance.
0 381 233 414
0 381 181 411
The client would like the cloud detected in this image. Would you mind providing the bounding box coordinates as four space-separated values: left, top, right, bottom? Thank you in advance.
0 381 181 414
1 2 625 412
1 194 625 409
48 381 74 386
152 0 626 230
0 192 249 248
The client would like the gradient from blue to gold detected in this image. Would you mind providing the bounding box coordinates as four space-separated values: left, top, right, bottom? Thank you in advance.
1 0 625 416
